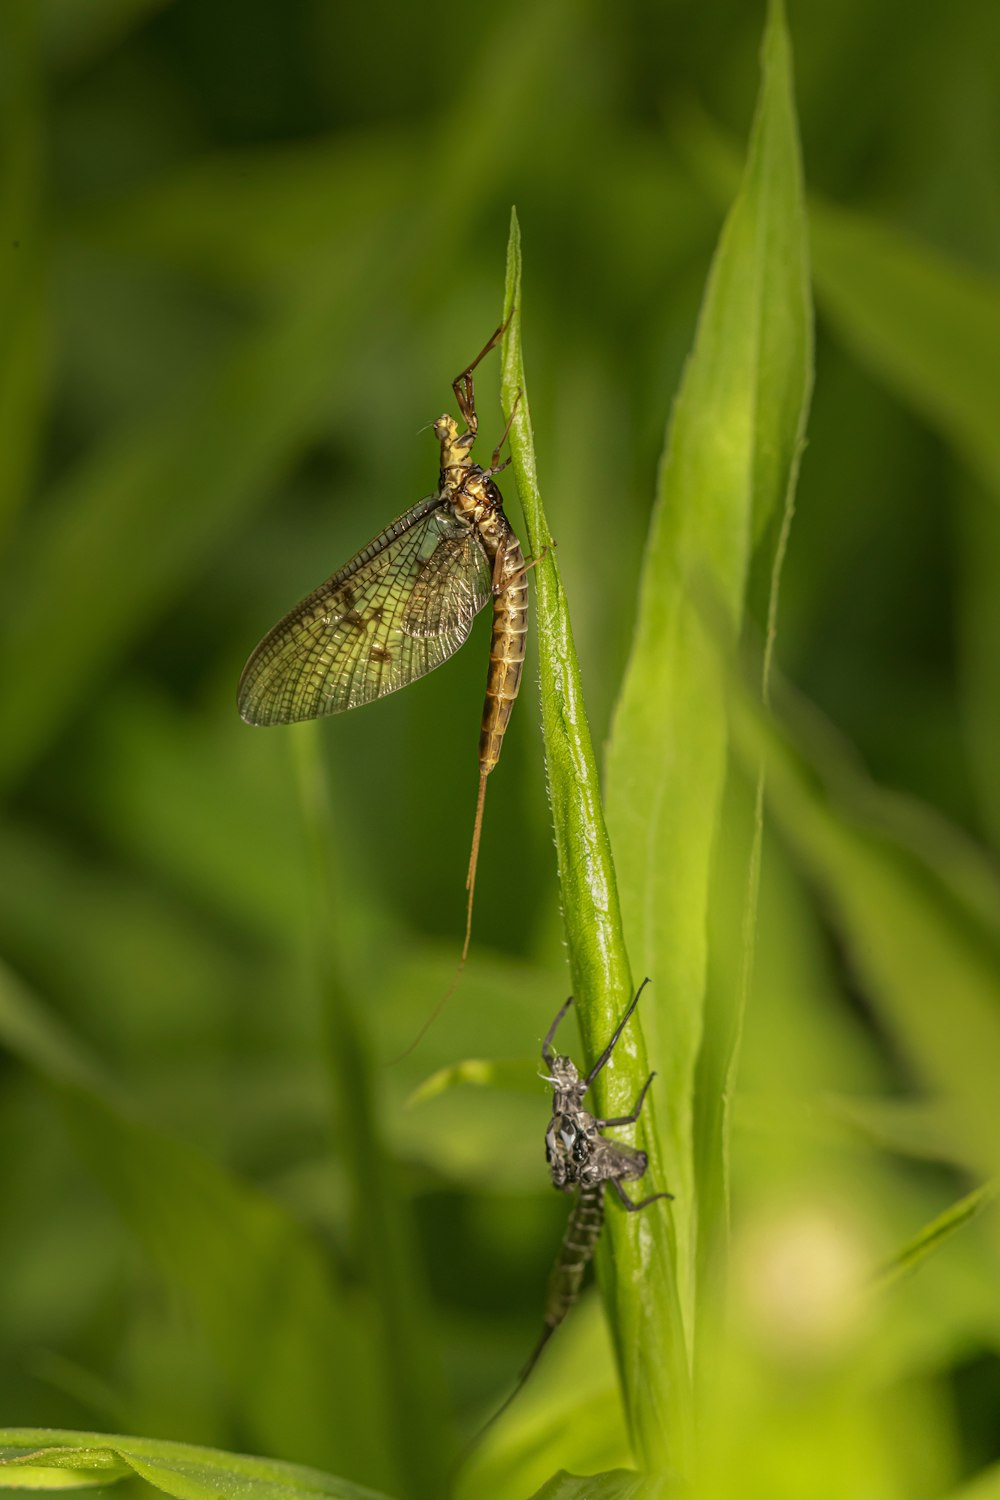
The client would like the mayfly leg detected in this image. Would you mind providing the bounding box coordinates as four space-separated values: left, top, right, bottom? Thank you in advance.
542 995 575 1064
610 1178 673 1212
595 1069 658 1128
583 977 652 1089
452 315 512 434
489 389 521 472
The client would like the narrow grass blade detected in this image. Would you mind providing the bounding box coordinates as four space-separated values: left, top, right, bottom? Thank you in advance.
676 90 1000 505
500 214 692 1477
528 1469 665 1500
0 1431 394 1500
820 1093 973 1168
406 1056 538 1107
604 0 812 1357
874 1178 1000 1292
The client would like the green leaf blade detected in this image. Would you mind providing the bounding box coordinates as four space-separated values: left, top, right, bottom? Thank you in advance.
604 0 813 1364
528 1468 663 1500
875 1178 1000 1291
0 1432 394 1500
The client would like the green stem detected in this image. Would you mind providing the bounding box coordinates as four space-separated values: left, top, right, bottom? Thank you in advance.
499 210 693 1481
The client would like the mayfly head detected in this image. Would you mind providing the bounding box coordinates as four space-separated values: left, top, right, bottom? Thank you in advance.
433 413 474 470
543 1053 585 1104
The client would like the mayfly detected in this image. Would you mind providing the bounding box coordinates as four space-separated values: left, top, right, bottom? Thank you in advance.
238 322 528 961
482 981 670 1435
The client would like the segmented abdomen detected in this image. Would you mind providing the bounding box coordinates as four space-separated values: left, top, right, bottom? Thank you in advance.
542 1182 605 1336
479 528 528 776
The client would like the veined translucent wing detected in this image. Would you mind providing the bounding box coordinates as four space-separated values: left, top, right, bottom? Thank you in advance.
238 497 494 726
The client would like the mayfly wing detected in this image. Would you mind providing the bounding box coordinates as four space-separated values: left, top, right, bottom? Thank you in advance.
238 498 493 726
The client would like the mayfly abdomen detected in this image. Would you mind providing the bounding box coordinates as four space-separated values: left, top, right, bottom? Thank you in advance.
543 1180 605 1334
479 532 528 776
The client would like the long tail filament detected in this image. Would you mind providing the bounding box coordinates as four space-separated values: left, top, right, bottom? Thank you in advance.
388 771 489 1064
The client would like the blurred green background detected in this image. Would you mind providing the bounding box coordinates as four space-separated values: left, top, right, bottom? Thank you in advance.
2 1 999 1498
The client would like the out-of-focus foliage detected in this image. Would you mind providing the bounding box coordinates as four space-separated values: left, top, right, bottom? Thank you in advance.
1 1 999 1499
